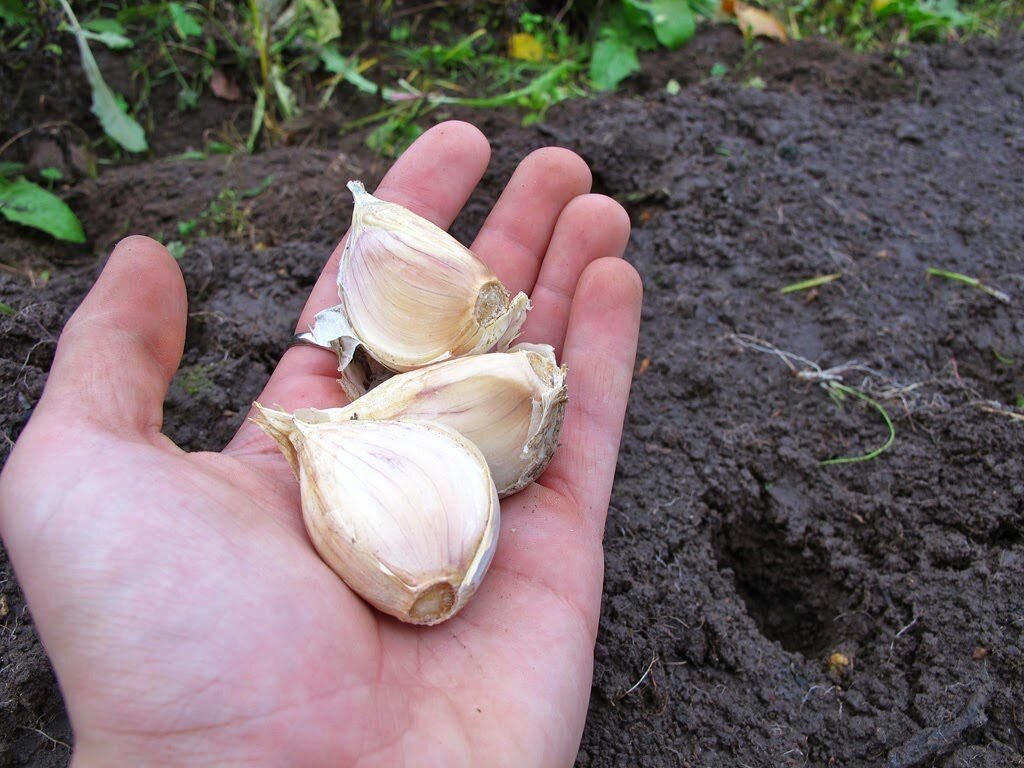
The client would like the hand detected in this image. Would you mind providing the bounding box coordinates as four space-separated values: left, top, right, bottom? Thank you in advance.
0 121 642 767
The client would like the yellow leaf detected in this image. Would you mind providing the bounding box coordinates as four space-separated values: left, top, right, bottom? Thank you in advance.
872 0 895 12
508 33 545 62
734 1 788 42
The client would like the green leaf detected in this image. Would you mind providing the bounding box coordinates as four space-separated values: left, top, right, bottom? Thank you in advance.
0 176 86 243
0 301 16 317
40 166 64 181
58 0 147 153
0 0 31 25
176 86 199 111
80 18 134 51
589 32 640 91
367 118 423 158
0 161 27 177
302 0 341 44
241 175 275 199
166 240 187 260
167 2 202 39
625 0 696 48
320 47 379 94
247 89 265 153
81 19 125 33
80 26 135 50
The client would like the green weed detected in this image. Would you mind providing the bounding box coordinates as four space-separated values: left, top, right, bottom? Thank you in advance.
926 267 1011 304
780 273 842 294
0 173 85 243
590 0 718 91
168 174 275 253
730 334 901 466
57 0 148 152
819 382 896 465
763 0 1017 48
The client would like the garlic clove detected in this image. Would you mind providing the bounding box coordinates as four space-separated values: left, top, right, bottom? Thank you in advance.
311 181 531 375
254 407 499 625
293 344 568 497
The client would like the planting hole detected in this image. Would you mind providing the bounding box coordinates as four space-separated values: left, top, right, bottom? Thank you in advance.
713 515 848 658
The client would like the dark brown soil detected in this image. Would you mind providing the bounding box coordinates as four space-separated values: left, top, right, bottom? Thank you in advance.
2 24 1024 768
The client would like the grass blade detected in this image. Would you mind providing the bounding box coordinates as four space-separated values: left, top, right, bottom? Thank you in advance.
926 267 1010 304
780 273 841 294
820 383 895 466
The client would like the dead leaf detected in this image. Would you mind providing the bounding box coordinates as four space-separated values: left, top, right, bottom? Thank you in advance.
508 33 545 62
210 69 242 102
636 357 651 376
732 2 788 42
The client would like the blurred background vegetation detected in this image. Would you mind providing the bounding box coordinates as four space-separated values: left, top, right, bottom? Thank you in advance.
0 0 1021 241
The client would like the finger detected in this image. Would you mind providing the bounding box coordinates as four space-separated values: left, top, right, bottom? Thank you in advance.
470 147 591 296
516 194 631 358
226 121 491 454
538 258 643 533
39 235 187 438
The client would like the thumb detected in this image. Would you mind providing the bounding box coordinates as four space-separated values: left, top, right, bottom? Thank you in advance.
39 235 187 438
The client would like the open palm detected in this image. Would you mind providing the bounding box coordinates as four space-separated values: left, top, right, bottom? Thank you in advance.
0 122 642 767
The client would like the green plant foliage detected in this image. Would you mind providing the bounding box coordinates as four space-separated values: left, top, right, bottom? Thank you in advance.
873 0 971 39
298 0 341 44
627 0 696 47
320 48 379 94
0 176 86 243
58 0 148 153
590 0 711 91
80 18 135 49
591 27 642 91
0 0 30 26
367 116 424 158
167 2 203 39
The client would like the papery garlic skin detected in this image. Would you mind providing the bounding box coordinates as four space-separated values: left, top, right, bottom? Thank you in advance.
311 181 531 377
293 344 568 497
254 409 499 625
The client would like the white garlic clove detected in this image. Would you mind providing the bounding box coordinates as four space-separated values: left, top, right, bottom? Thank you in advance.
311 181 531 376
254 407 499 625
293 344 568 497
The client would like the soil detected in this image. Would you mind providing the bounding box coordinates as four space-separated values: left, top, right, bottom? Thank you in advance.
2 22 1024 768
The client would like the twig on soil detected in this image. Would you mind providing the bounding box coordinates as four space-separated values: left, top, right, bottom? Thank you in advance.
650 493 686 513
885 684 992 768
974 401 1024 423
889 615 919 655
800 684 836 708
623 655 659 696
16 726 70 750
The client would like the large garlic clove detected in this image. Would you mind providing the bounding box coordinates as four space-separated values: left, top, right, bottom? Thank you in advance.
293 344 568 497
254 408 499 625
311 181 531 376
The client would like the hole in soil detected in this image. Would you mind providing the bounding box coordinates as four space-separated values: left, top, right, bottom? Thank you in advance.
714 514 848 658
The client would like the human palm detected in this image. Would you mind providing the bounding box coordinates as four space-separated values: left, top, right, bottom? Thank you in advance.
0 122 641 767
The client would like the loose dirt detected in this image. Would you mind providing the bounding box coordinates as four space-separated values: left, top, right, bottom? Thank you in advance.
1 25 1022 767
